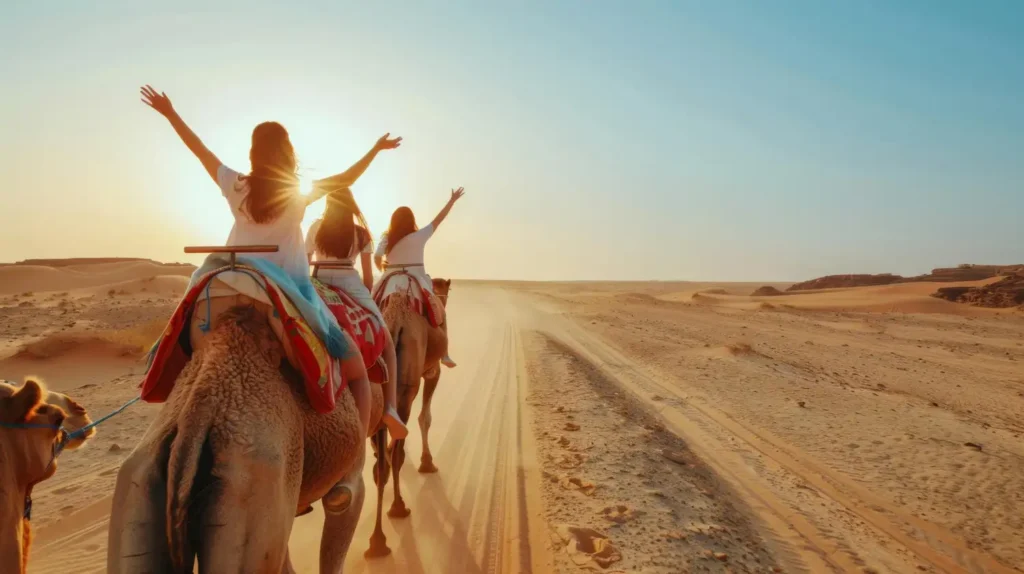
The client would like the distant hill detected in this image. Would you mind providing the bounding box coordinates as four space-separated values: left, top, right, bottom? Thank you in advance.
787 264 1024 292
4 257 188 267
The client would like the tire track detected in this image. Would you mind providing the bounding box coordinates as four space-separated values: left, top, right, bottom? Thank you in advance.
540 314 1021 574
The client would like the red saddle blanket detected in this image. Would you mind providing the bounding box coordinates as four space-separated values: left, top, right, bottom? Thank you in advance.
312 279 388 384
140 266 346 414
372 270 444 328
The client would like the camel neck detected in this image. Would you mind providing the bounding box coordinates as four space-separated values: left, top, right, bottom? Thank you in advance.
0 461 27 573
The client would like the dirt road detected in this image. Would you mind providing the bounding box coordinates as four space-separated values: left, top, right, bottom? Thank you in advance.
16 278 1024 573
287 286 555 574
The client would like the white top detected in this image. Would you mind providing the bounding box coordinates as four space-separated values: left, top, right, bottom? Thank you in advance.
218 165 308 280
375 223 434 266
305 219 371 282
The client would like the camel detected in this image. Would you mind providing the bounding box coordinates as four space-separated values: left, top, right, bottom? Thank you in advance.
107 304 382 573
365 278 451 557
1 378 96 574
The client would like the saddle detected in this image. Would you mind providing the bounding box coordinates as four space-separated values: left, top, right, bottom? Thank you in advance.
141 247 348 414
372 268 445 328
312 277 388 384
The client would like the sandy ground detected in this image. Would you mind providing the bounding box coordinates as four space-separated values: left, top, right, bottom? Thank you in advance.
3 262 1023 573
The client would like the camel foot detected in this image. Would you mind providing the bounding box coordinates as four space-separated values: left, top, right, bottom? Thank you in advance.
364 532 391 559
418 460 439 474
387 501 411 519
296 504 315 517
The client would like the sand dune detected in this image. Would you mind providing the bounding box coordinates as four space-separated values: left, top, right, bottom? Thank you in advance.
80 275 191 297
653 278 1012 315
0 260 193 295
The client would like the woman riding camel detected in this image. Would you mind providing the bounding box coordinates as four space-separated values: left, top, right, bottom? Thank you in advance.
374 188 466 368
139 85 401 438
305 189 407 439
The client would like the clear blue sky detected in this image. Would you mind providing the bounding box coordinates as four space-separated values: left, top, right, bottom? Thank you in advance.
1 1 1021 281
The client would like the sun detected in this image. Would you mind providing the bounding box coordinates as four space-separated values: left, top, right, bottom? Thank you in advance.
299 173 314 197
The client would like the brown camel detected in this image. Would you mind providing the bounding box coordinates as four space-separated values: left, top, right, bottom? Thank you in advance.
365 278 451 557
107 305 382 573
1 378 96 574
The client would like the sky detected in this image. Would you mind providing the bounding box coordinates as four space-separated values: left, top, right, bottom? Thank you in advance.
1 1 1021 281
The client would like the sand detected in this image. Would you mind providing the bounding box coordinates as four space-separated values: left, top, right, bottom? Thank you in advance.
3 262 1022 573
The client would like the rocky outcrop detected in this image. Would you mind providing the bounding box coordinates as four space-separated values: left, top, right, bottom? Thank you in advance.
786 274 903 292
788 264 1024 292
751 286 784 296
907 264 1024 283
932 275 1024 309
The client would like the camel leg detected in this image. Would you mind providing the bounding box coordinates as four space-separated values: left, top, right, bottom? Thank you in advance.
319 445 367 574
107 428 174 574
196 449 297 573
418 372 441 474
365 429 392 558
387 376 420 518
387 323 424 519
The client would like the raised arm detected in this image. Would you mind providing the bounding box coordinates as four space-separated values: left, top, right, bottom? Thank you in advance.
430 187 467 231
307 133 402 205
140 86 220 183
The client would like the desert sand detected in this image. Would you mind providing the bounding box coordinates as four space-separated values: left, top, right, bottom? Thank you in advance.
2 262 1022 573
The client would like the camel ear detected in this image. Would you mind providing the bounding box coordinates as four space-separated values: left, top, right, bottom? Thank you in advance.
0 379 44 423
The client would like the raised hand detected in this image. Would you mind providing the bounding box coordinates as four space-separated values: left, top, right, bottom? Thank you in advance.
140 85 174 117
450 187 466 202
375 133 403 151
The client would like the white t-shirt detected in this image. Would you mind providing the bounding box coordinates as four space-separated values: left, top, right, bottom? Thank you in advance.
375 223 434 266
305 219 371 281
218 165 309 280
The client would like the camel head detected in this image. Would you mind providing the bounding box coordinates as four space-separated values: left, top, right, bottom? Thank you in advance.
0 378 70 485
41 388 95 451
432 278 452 307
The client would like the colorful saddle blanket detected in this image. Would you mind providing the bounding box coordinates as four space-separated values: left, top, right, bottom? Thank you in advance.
312 278 388 383
140 265 346 414
372 270 444 328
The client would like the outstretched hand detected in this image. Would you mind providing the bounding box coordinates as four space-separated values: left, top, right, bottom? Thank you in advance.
375 133 403 151
450 187 466 202
140 85 174 117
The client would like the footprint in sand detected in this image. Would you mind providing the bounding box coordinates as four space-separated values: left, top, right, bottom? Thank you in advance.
564 422 581 431
560 476 597 496
600 504 639 524
554 525 622 569
556 453 586 469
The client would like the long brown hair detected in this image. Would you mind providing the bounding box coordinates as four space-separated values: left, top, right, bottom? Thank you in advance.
241 122 299 224
385 206 418 255
315 188 372 259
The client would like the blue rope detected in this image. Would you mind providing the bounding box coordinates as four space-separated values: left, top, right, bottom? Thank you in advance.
0 394 141 444
65 396 141 441
200 280 213 333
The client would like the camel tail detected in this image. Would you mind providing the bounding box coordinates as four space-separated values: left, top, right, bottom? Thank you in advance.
165 396 216 571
